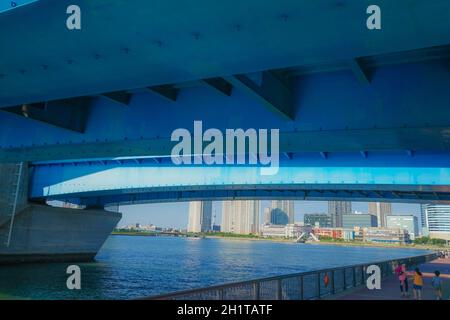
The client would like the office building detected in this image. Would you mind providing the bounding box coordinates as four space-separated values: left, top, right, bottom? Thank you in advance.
363 227 410 244
368 202 392 227
270 200 294 224
263 207 271 224
420 204 450 240
221 200 260 234
420 204 428 228
261 224 287 238
261 223 306 238
187 201 212 233
328 201 352 227
304 213 332 227
386 215 419 240
342 214 377 229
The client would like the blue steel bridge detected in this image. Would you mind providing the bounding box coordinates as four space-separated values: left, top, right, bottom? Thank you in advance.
1 0 450 261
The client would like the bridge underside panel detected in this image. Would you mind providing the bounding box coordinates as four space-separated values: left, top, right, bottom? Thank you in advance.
2 0 450 107
2 59 450 162
29 152 450 206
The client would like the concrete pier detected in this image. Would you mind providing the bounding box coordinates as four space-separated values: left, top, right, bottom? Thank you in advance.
0 204 121 264
0 163 121 264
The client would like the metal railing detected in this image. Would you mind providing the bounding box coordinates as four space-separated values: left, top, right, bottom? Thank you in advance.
144 252 437 300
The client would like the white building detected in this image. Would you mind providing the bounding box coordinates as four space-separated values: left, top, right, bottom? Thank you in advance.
187 201 212 233
420 204 450 240
386 215 419 240
221 200 260 234
261 223 305 238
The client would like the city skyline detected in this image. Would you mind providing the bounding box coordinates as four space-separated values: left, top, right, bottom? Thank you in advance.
118 200 422 229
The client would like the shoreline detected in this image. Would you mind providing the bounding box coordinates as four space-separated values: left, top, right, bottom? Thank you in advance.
110 232 445 251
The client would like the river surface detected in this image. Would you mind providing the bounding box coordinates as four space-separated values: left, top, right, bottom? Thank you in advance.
0 235 431 299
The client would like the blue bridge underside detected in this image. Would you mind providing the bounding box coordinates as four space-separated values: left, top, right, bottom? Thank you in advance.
30 151 450 206
2 1 450 206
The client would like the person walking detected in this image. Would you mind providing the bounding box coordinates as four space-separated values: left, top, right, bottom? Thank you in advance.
413 268 423 300
431 270 443 300
395 263 408 297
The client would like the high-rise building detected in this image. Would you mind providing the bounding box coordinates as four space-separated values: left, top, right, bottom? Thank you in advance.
342 214 377 229
420 204 428 228
386 215 419 240
304 213 332 227
263 207 271 225
328 201 352 227
420 204 450 240
368 202 392 227
270 200 294 225
221 200 260 234
187 201 212 233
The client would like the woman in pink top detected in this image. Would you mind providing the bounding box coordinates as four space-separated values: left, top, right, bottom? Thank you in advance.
395 263 409 297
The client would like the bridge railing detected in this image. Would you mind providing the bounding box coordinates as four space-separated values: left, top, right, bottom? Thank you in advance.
144 252 437 300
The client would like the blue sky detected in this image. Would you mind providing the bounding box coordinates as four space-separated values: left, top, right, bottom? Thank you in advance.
118 201 421 229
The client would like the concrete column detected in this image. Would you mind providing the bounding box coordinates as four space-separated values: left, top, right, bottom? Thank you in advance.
0 163 122 264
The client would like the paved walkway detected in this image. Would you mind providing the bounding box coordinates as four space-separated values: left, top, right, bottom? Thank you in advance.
335 258 450 300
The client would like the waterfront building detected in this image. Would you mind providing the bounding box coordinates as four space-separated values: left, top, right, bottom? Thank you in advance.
343 229 355 241
368 202 392 227
285 224 305 238
312 227 344 240
261 224 287 238
342 213 377 229
270 200 294 225
363 227 410 244
304 213 332 227
221 200 260 234
386 215 419 240
260 223 306 238
328 201 352 227
420 204 450 240
187 201 212 233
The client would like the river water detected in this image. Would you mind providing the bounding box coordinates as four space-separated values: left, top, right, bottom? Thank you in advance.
0 235 430 299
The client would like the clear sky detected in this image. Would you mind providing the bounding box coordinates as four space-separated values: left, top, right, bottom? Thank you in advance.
118 201 421 229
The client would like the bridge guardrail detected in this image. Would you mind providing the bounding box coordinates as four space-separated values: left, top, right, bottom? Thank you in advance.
143 252 437 300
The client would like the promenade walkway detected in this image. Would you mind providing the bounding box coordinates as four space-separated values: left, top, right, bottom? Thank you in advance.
334 258 450 300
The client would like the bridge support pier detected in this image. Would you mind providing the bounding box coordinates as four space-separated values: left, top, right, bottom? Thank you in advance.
0 163 121 264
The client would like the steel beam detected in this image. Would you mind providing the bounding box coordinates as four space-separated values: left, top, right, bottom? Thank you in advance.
1 126 450 163
348 58 371 84
0 97 91 133
147 85 179 102
202 78 232 96
226 71 295 120
100 91 131 106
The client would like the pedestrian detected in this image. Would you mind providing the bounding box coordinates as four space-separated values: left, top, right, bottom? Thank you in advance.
431 270 443 300
413 268 423 300
395 263 408 297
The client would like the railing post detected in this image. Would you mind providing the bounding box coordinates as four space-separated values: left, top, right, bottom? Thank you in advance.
361 265 365 285
218 288 224 300
331 271 335 294
316 273 321 299
276 279 282 300
252 282 260 300
343 269 346 290
299 275 304 300
352 267 356 287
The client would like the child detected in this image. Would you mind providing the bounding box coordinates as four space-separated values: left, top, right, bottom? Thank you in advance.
431 271 443 300
396 264 408 297
413 268 423 300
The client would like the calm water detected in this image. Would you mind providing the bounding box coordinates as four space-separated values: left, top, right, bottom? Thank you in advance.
0 236 430 300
